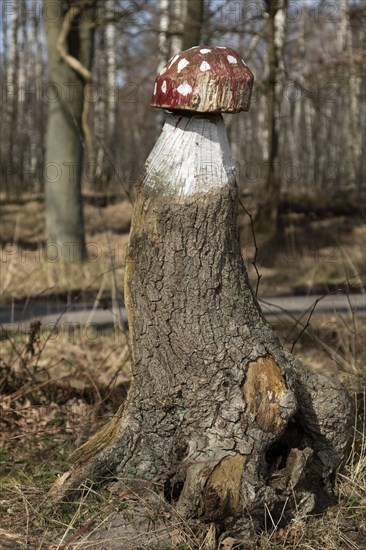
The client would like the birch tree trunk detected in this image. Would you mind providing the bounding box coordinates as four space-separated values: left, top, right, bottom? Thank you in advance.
51 113 352 537
339 0 361 189
158 0 169 74
257 0 287 232
94 27 107 186
28 1 42 191
43 0 95 262
106 0 117 155
0 2 7 193
170 0 186 56
156 0 202 132
17 9 26 187
4 0 19 194
156 0 170 131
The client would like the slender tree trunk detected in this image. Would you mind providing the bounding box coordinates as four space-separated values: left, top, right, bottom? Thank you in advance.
170 0 185 56
4 0 19 195
156 0 170 131
106 0 117 154
340 0 360 190
94 26 107 186
358 0 366 190
304 97 314 188
156 0 202 132
257 0 287 233
51 113 352 537
158 0 169 75
0 1 7 194
43 0 95 262
17 8 26 190
182 0 203 49
93 0 116 188
29 0 43 191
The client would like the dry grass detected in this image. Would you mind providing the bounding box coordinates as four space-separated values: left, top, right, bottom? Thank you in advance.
0 322 133 548
271 311 366 388
0 197 365 548
1 198 365 302
243 214 366 297
0 199 131 301
1 311 365 548
0 405 365 549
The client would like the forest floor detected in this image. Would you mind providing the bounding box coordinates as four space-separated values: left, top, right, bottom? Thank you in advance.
0 194 365 302
0 194 365 548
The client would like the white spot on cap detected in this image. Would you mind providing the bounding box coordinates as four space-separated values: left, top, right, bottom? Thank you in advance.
218 46 226 49
177 58 189 73
177 83 192 96
159 67 167 75
227 55 237 64
153 82 157 95
162 80 167 93
169 54 179 67
200 48 211 54
242 59 247 66
200 61 210 72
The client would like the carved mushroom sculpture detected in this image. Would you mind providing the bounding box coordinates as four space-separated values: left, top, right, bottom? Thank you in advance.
151 46 253 113
147 46 253 198
50 46 352 540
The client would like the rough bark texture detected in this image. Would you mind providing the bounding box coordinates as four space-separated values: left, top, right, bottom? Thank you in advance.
51 114 352 537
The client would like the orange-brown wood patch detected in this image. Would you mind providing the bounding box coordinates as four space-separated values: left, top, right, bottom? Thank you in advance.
203 454 246 520
242 355 287 433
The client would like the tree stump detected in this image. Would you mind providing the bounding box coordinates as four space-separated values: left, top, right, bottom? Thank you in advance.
51 47 352 538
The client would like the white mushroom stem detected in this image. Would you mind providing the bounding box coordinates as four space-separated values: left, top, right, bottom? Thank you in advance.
143 113 236 198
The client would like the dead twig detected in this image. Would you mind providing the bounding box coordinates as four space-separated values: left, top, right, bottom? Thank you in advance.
291 296 324 353
238 199 262 296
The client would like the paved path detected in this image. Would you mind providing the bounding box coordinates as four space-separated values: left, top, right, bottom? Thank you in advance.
1 294 365 333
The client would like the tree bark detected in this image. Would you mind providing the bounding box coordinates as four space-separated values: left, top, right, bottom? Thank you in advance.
43 0 95 262
51 113 352 537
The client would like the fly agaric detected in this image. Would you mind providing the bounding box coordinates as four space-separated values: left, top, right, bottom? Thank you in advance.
151 46 253 113
146 46 254 198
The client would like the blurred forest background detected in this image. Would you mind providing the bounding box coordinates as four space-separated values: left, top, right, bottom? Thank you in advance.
0 0 365 287
1 0 365 201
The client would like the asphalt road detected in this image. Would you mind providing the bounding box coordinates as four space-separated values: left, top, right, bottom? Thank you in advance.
1 294 365 333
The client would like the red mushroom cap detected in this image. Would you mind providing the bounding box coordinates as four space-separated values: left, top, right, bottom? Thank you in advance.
151 46 254 114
